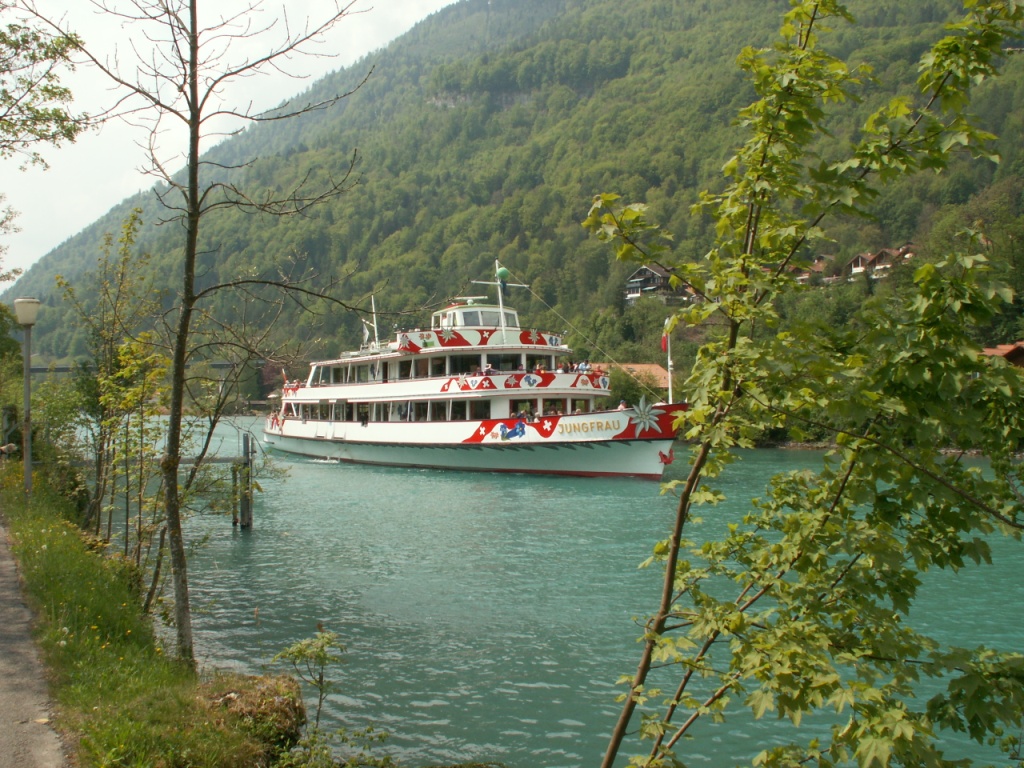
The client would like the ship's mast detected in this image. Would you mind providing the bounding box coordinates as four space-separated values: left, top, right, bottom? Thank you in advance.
371 295 380 349
472 260 526 343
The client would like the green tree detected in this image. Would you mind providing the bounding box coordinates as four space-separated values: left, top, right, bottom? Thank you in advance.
27 0 368 666
584 2 1024 766
58 210 162 539
0 2 85 279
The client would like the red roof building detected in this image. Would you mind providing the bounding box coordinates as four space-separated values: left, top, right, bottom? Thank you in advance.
982 341 1024 367
598 362 672 389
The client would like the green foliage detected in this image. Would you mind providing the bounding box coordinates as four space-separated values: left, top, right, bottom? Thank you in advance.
272 726 395 768
0 4 86 281
0 8 83 165
273 629 346 731
272 630 399 768
585 2 1024 766
57 211 170 554
0 302 24 404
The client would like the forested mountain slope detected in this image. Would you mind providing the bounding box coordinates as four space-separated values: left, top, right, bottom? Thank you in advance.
8 0 1024 363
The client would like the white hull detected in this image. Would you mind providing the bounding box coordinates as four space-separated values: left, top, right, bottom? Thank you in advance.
262 425 678 480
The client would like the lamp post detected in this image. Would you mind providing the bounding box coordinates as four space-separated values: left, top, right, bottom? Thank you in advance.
13 297 40 495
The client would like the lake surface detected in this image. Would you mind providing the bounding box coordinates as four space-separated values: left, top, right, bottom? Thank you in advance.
185 419 1023 767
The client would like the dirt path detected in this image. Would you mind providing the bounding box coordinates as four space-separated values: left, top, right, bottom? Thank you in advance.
0 518 68 767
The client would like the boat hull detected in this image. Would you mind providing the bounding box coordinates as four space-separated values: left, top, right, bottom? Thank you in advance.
261 405 684 480
261 429 678 480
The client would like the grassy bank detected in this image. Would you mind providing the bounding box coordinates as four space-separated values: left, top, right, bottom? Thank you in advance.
0 466 303 767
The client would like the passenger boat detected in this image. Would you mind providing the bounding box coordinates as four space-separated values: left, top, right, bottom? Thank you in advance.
262 267 686 479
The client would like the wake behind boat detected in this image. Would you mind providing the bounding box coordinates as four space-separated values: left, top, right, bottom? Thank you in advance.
263 266 686 479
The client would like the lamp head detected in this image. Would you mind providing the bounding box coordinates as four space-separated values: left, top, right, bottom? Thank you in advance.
13 297 40 327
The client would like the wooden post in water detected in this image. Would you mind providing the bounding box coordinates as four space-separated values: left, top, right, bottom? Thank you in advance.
239 432 253 529
231 463 240 526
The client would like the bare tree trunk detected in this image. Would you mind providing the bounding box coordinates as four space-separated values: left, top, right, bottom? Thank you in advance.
144 525 167 615
158 0 201 668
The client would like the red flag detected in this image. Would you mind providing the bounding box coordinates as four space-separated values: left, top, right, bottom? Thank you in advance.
661 317 671 352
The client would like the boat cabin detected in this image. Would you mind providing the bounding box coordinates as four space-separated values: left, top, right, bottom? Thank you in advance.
432 303 518 330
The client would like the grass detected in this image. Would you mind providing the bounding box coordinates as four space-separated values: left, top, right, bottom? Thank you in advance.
0 465 303 767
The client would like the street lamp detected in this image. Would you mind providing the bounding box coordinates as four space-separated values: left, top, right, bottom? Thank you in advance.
13 297 40 495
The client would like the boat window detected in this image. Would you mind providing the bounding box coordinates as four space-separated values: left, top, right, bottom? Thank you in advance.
511 399 537 419
415 358 429 378
504 311 517 327
390 402 409 421
430 357 447 377
462 310 480 326
449 354 480 375
543 398 567 416
490 353 520 372
479 310 501 326
398 360 413 379
413 402 430 421
331 367 343 384
527 356 554 372
431 401 447 421
469 399 490 420
571 399 590 414
450 400 467 420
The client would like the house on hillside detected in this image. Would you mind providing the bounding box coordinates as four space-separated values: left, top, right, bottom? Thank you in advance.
624 265 692 306
845 244 915 279
982 341 1024 367
598 362 672 400
793 256 830 284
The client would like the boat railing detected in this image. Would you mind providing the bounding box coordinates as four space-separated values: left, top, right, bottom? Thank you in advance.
293 368 610 388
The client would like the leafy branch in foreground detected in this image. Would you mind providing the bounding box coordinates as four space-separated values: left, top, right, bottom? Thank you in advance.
273 628 396 768
585 2 1024 767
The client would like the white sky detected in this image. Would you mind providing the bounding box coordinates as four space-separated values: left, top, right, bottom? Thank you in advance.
2 0 458 277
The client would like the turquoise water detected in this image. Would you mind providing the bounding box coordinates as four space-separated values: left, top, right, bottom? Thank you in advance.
185 425 1023 767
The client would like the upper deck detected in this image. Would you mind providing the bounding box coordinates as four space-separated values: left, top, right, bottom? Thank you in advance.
432 302 519 331
321 302 566 366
